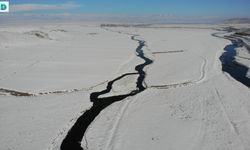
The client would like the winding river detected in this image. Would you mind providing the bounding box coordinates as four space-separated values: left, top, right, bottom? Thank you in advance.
212 31 250 88
60 35 153 150
220 36 250 88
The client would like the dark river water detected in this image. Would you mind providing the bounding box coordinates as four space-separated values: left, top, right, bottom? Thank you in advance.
60 35 153 150
220 38 250 88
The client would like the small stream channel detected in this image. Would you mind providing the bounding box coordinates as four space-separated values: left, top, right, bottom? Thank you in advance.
60 35 153 150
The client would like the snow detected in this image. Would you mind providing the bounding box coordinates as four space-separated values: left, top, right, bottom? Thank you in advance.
0 24 137 93
0 24 138 150
1 23 250 150
79 26 250 150
0 92 91 150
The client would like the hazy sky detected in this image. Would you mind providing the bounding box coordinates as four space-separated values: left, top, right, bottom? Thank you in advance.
9 0 250 17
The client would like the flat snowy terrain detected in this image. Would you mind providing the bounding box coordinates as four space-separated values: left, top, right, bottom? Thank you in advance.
0 23 250 150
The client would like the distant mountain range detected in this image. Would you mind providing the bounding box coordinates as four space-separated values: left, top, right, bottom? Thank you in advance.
223 18 250 24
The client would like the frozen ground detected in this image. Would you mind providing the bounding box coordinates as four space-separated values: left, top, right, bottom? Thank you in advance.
0 23 250 150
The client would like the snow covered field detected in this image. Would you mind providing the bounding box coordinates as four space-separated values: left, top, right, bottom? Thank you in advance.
0 23 250 150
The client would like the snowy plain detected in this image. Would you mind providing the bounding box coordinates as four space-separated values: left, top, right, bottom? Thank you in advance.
0 23 250 150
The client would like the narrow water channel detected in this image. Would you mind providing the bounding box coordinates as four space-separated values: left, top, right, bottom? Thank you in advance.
60 35 153 150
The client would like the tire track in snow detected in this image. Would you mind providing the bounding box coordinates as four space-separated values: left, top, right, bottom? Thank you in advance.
150 57 207 89
195 57 207 83
214 88 240 135
214 87 247 150
103 99 133 150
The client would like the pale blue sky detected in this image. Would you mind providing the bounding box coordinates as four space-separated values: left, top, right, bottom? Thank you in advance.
9 0 250 17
